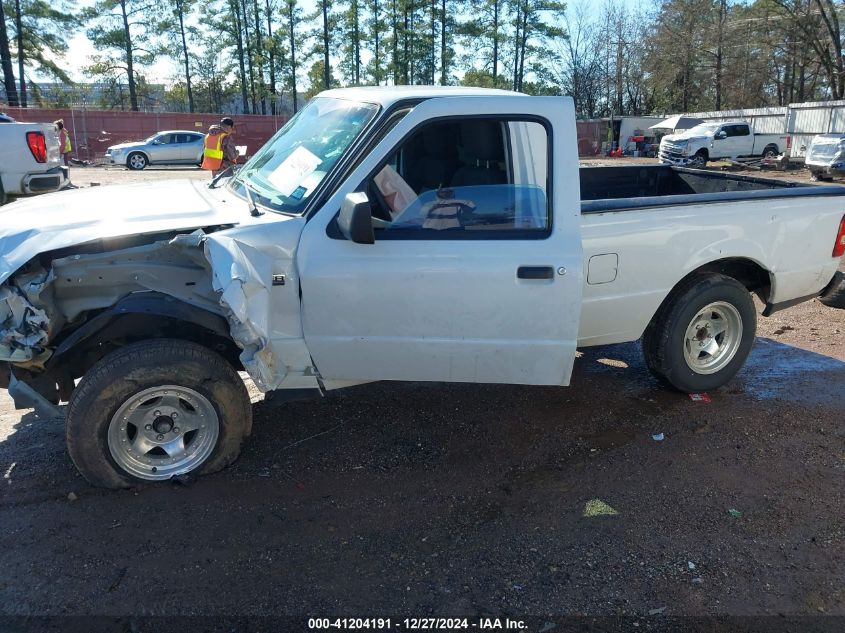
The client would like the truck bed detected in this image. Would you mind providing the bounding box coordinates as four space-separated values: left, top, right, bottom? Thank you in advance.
580 165 845 213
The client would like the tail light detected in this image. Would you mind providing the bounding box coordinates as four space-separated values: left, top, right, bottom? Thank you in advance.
26 131 47 163
834 215 845 258
786 135 792 150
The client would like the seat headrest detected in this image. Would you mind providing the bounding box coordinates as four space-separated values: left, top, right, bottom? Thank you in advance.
460 121 504 162
420 126 458 157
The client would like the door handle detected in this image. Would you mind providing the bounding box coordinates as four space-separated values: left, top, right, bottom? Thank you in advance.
517 266 554 280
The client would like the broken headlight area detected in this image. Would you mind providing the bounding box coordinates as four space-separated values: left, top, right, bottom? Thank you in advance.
0 274 56 365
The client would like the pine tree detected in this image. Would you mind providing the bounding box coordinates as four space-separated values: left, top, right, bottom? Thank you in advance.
84 0 158 111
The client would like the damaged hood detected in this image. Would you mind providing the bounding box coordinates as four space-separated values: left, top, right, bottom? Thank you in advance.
0 180 251 284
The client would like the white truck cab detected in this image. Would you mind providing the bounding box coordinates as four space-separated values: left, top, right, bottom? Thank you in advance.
1 87 843 489
659 120 789 167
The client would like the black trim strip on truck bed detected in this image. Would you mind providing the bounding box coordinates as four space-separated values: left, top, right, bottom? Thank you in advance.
582 185 845 214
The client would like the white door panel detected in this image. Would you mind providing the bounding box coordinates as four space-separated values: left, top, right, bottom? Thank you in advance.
297 96 583 386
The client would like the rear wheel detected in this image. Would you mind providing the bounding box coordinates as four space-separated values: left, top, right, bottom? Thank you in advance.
66 339 251 489
761 145 779 159
127 152 148 170
642 274 756 392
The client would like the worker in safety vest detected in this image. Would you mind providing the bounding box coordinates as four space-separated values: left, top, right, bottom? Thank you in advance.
55 119 72 166
201 117 238 176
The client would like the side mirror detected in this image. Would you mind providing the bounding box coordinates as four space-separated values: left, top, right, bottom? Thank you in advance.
337 192 375 244
715 131 727 140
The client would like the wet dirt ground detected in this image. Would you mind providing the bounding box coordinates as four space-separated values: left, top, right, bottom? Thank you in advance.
0 165 843 619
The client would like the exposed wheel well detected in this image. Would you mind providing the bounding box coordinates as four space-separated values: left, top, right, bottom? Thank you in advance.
694 148 709 158
647 257 771 332
126 151 149 165
37 309 243 405
60 313 242 379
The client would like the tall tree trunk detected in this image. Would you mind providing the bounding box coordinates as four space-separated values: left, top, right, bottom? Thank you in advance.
353 0 361 84
440 0 446 84
391 0 398 84
430 0 436 84
120 0 139 111
402 4 409 84
14 0 26 107
266 0 276 115
177 1 194 113
253 0 266 113
373 0 380 84
241 0 258 113
492 0 499 81
714 0 725 110
321 0 330 89
517 2 528 92
232 0 250 113
512 0 522 90
615 16 623 114
0 0 17 107
287 0 299 112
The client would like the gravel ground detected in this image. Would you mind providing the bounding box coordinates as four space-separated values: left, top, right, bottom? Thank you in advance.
0 164 843 619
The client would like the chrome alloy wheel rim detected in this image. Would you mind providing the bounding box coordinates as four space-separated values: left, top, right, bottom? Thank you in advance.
683 301 743 374
129 155 145 169
107 385 219 481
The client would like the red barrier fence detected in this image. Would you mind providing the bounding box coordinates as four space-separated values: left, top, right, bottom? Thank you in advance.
2 108 288 162
576 120 607 157
4 106 608 160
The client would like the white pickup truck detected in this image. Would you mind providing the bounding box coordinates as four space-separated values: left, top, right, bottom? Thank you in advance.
0 121 69 205
1 87 844 488
658 120 790 167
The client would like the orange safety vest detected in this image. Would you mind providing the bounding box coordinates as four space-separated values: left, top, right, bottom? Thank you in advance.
201 132 229 171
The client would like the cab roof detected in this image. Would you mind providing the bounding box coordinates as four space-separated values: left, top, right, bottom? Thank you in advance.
316 85 524 107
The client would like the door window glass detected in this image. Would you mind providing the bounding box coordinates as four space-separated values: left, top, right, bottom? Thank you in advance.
367 119 549 236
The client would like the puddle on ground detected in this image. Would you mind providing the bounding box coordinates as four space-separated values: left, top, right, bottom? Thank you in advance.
735 338 845 405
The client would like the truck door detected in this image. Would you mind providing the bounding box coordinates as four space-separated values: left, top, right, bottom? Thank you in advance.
297 96 584 386
718 124 750 158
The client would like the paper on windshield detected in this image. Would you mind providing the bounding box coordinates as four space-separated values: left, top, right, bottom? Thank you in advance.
266 146 323 197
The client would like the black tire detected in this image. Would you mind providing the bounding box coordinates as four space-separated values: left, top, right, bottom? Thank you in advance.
66 339 251 489
690 150 708 168
126 152 148 170
642 274 756 393
819 272 845 309
761 144 779 159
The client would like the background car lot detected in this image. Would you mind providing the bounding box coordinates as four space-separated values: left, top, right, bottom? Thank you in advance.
0 163 842 617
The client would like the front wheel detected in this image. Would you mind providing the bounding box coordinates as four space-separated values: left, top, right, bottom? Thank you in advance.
642 274 756 392
126 152 148 170
66 339 251 489
689 151 708 168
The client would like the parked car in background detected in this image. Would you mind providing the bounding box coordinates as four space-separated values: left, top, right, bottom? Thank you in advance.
659 120 790 167
0 113 16 123
804 134 845 181
0 121 69 205
105 130 205 170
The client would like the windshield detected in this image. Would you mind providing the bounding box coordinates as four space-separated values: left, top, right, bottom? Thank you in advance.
808 136 845 161
684 123 722 135
233 97 379 214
